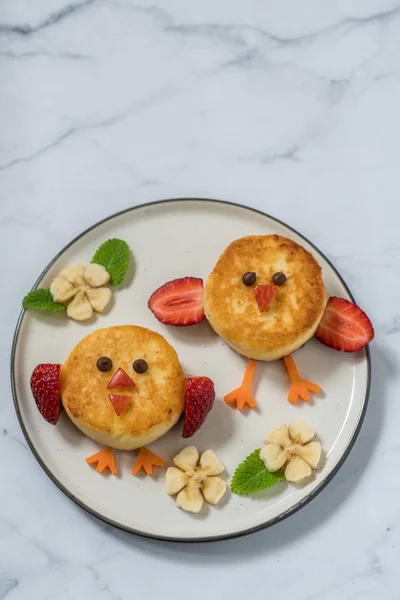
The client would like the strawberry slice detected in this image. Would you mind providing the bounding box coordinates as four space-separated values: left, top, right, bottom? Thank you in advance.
107 368 135 389
316 296 374 352
253 285 278 313
109 394 132 416
30 364 61 424
182 376 215 438
148 277 205 326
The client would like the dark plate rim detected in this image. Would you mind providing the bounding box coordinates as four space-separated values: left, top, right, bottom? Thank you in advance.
10 198 371 543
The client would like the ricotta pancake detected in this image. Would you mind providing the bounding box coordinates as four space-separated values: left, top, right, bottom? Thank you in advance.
204 235 327 361
61 325 186 450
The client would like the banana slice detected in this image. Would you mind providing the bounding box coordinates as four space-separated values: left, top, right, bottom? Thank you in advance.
165 467 189 495
67 291 93 321
60 264 85 286
173 446 199 473
262 421 323 484
50 262 113 321
202 476 226 505
176 483 204 513
166 447 227 513
260 444 288 472
264 424 291 447
289 422 315 445
84 264 110 287
296 441 321 469
86 287 112 313
199 450 224 476
285 457 312 483
50 277 77 303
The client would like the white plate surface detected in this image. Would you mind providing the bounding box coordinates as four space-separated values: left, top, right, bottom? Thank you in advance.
11 199 370 541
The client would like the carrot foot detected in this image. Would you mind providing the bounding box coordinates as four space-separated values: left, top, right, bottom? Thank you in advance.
86 448 117 475
283 355 321 404
132 448 166 476
224 360 257 411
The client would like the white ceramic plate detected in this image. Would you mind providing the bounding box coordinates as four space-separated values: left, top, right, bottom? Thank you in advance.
11 199 370 542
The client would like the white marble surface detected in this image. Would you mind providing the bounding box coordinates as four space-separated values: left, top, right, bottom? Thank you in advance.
1 0 399 598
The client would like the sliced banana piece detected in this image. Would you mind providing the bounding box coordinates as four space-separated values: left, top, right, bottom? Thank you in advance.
202 476 226 505
285 457 312 483
296 441 321 469
86 287 112 313
84 264 110 287
289 421 315 445
199 450 224 476
50 277 77 303
166 447 227 513
67 291 93 321
176 483 203 513
260 444 288 472
165 467 189 495
265 424 291 447
262 421 323 485
60 264 85 286
50 261 113 322
173 446 199 473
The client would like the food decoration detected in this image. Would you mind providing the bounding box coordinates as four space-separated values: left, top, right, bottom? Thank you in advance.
148 276 205 327
22 238 130 321
231 421 322 495
203 234 373 406
30 325 216 486
26 229 374 519
165 446 227 513
260 422 322 483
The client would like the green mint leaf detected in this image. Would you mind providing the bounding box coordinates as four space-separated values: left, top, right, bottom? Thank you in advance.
231 449 284 495
22 289 66 312
91 238 130 286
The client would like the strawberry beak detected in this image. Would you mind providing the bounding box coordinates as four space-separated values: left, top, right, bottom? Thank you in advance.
253 285 278 313
107 367 135 416
107 367 135 390
109 394 132 416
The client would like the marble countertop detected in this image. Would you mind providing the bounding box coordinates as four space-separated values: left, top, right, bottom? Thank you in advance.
1 1 399 598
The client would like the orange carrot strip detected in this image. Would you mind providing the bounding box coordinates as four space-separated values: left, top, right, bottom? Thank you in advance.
283 355 300 381
223 360 257 411
86 448 117 475
132 448 166 476
283 355 321 404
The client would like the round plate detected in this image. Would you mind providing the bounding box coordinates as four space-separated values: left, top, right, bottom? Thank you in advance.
11 199 370 542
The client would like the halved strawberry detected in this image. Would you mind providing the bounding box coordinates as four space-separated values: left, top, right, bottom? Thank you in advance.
107 368 135 389
182 376 215 438
30 364 61 424
253 285 278 313
148 277 205 326
109 394 132 416
316 296 374 352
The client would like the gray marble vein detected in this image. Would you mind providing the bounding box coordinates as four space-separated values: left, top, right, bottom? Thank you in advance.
0 579 19 600
0 0 98 36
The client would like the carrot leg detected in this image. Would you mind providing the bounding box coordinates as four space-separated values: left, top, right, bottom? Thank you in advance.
224 360 257 410
132 448 166 476
283 355 321 404
86 448 117 475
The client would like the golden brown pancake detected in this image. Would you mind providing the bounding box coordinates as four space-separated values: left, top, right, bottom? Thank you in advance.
204 235 327 361
61 326 186 450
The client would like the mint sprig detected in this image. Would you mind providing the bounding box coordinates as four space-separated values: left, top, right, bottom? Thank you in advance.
231 449 284 495
91 238 130 286
22 289 66 312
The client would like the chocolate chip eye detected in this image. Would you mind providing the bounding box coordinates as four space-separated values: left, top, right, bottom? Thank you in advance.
242 271 256 286
97 357 112 372
272 272 286 286
133 359 148 374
